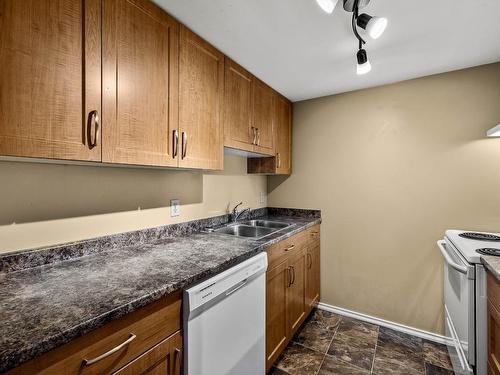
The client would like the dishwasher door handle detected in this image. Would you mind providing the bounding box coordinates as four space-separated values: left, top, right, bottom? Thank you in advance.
437 240 468 275
225 279 248 296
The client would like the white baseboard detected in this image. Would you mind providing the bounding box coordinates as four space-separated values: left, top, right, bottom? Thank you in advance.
317 302 451 345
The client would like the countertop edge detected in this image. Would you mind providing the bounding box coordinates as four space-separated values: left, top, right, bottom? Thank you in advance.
481 255 500 281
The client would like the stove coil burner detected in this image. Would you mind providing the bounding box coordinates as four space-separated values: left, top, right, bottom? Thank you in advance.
477 248 500 257
459 232 500 241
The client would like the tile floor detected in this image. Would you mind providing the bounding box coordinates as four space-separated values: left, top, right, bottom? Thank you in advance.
270 309 454 375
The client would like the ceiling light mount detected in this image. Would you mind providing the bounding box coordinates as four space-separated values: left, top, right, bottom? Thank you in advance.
343 0 370 12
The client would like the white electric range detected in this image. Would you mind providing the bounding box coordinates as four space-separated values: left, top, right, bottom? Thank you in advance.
438 229 500 375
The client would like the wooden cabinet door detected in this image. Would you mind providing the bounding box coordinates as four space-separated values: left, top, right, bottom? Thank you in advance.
287 247 306 336
488 302 500 375
306 241 321 313
102 0 179 167
223 58 254 152
0 0 101 161
266 260 289 372
253 79 275 156
275 94 292 174
178 26 224 170
114 330 182 375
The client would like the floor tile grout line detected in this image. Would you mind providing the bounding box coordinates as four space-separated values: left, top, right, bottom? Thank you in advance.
313 315 343 375
370 325 380 375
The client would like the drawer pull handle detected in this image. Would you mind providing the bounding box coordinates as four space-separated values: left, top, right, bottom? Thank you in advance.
173 129 179 158
87 110 99 149
173 348 182 372
182 131 188 159
311 231 318 235
82 333 136 366
284 245 295 252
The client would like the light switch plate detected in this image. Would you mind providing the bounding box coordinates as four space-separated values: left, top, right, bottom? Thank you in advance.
260 192 266 204
170 199 181 217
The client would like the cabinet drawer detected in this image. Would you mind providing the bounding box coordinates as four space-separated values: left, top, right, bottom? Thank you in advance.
8 292 181 375
113 330 182 375
306 225 320 247
266 231 307 268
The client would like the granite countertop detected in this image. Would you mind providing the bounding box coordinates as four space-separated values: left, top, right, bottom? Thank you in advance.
0 209 321 372
481 255 500 281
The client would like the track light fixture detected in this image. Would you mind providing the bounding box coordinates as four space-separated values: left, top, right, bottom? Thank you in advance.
346 0 386 75
316 0 386 75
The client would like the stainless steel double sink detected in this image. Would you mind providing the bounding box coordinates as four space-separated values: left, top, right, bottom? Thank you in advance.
214 220 293 239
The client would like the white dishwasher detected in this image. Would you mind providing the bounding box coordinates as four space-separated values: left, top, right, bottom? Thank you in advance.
183 252 268 375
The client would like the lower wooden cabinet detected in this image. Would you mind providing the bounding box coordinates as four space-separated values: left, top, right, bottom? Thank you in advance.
114 330 182 375
488 272 500 375
287 248 307 335
266 260 289 369
306 228 321 311
7 293 182 375
265 225 321 371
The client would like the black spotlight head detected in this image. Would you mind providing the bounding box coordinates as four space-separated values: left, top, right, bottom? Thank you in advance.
356 49 368 65
356 14 372 29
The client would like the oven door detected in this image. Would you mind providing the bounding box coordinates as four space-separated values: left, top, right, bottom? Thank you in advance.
438 239 474 375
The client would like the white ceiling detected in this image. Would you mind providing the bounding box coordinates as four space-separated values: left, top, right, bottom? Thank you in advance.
154 0 500 102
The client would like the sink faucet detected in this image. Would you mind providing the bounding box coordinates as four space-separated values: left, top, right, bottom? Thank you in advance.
231 202 251 222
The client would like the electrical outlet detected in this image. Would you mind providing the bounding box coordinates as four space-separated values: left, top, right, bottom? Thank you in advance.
170 199 181 217
260 192 266 205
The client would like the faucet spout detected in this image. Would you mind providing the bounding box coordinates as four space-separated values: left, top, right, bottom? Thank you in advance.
231 202 250 222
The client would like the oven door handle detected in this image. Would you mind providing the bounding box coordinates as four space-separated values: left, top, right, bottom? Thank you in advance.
437 240 468 275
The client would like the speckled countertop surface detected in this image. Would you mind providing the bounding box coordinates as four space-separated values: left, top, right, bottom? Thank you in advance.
481 255 500 281
0 212 320 372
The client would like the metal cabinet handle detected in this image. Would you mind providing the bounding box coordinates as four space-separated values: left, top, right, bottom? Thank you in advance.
257 128 260 145
307 253 312 269
311 231 319 235
173 130 179 158
87 110 99 149
276 152 281 168
251 127 257 145
181 131 187 159
82 333 136 366
173 347 182 373
290 265 295 285
436 240 468 275
287 267 292 287
284 244 295 252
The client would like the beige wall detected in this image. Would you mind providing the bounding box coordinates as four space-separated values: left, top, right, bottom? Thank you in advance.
268 63 500 334
0 154 266 253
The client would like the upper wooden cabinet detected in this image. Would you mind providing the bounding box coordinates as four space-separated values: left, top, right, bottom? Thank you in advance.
275 94 292 174
223 58 276 157
0 0 102 161
247 93 292 175
253 79 275 155
102 0 179 167
0 0 291 172
223 58 255 152
178 26 224 170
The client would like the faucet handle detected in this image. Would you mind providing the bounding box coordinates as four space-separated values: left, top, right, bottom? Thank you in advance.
232 202 243 213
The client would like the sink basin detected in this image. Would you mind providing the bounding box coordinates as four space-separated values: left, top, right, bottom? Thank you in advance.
215 224 275 239
240 220 291 229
